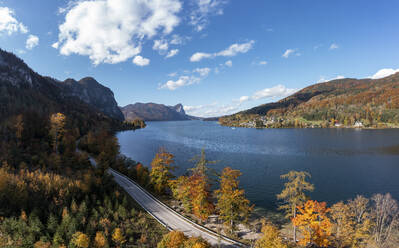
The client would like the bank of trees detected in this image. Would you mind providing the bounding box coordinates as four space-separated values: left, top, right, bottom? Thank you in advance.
268 170 399 248
146 149 253 234
0 112 166 247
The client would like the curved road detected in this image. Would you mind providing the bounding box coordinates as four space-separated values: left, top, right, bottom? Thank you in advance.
109 169 246 248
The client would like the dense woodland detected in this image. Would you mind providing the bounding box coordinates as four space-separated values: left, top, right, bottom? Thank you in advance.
220 73 399 128
0 107 163 247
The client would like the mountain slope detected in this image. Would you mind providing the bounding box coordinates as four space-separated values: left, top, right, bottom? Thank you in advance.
120 102 196 121
59 77 124 120
220 73 399 128
0 48 124 134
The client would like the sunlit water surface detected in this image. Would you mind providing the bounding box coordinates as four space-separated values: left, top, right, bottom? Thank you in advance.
117 121 399 210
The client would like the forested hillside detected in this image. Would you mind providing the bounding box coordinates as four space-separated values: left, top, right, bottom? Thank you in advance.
220 73 399 128
0 49 159 247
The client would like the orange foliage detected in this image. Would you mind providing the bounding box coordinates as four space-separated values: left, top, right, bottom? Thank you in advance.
292 200 332 247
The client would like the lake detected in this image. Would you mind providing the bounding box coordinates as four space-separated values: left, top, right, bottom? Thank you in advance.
117 121 399 210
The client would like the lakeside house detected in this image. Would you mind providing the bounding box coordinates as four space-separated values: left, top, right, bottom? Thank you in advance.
354 121 364 128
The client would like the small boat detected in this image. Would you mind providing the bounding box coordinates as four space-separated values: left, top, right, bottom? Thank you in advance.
231 127 236 130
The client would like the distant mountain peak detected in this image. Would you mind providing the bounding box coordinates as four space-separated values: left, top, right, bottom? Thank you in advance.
0 49 35 87
172 103 185 115
121 102 198 121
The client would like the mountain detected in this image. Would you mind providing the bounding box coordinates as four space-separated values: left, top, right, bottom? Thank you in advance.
220 73 399 128
121 102 199 121
0 48 124 123
59 77 124 121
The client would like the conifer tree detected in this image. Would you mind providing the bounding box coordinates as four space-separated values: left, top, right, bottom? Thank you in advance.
277 170 314 242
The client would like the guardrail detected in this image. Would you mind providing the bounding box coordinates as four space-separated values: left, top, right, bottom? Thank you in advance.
109 168 248 248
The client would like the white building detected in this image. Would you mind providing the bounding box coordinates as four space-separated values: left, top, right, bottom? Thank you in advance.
354 121 363 128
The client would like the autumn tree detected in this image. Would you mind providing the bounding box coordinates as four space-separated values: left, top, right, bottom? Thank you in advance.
157 231 210 248
371 193 399 247
292 200 332 247
190 173 214 221
214 167 253 233
94 231 108 248
34 240 52 248
112 228 126 247
183 236 210 248
71 232 90 248
170 150 215 221
169 175 192 211
189 150 216 221
150 149 176 194
14 114 24 144
190 149 217 178
157 230 187 248
254 221 288 248
50 113 66 154
330 195 372 248
277 170 314 242
330 201 354 248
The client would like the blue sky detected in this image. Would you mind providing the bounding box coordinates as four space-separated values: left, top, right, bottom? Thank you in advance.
1 0 399 117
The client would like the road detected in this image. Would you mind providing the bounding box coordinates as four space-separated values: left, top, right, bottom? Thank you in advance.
109 169 246 248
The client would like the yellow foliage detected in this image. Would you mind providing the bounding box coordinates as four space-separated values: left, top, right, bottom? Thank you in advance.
254 221 288 248
34 240 51 248
112 228 126 245
292 200 332 247
214 167 253 232
94 231 108 248
71 232 90 248
50 113 66 153
157 231 210 248
150 149 175 194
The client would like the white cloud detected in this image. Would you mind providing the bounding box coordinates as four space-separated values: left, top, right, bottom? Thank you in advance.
252 85 297 100
189 0 228 31
237 85 297 104
170 34 183 45
184 102 239 118
225 60 232 67
159 75 200 90
0 7 28 35
26 35 39 50
329 43 339 50
190 40 254 62
193 67 211 77
239 96 249 103
253 60 268 66
185 85 297 117
132 55 150 66
190 52 213 62
53 0 181 65
153 39 169 52
370 68 399 79
216 41 254 56
282 49 295 58
317 75 345 83
169 34 190 45
165 49 179 58
160 67 211 90
167 72 177 77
